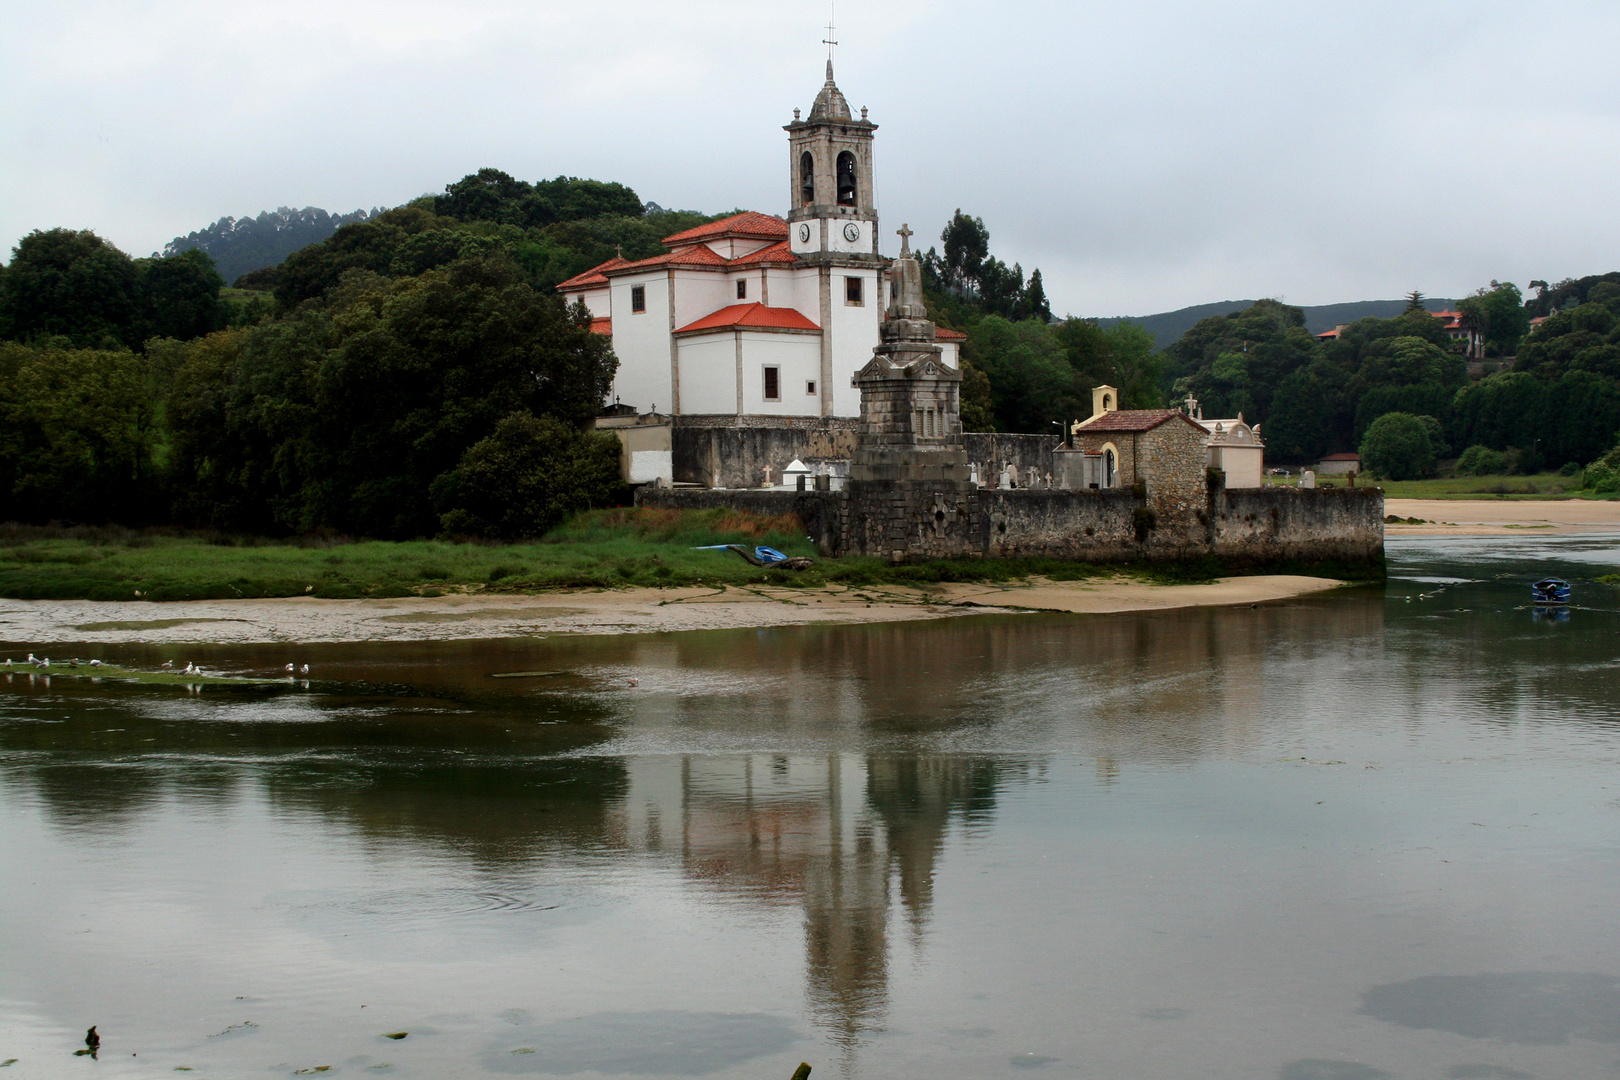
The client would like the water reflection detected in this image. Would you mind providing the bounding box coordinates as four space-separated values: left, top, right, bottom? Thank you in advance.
5 550 1620 1076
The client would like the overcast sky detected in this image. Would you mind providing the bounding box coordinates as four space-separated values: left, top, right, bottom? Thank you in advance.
4 1 1619 316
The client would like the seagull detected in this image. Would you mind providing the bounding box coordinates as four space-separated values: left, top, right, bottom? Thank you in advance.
627 677 639 687
27 653 36 663
160 659 174 669
183 662 196 675
38 658 50 669
284 663 295 672
299 664 310 675
4 659 11 667
89 659 102 667
69 658 80 668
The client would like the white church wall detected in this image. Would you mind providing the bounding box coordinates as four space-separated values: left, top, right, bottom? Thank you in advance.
671 270 730 330
827 267 883 416
938 341 960 368
740 333 822 416
609 273 673 413
675 334 740 415
566 286 611 319
776 267 821 326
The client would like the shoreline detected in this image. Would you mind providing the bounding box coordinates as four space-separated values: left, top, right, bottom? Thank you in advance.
0 575 1347 646
1384 498 1620 535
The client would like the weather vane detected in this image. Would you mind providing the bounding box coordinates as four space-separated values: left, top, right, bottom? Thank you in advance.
822 0 837 66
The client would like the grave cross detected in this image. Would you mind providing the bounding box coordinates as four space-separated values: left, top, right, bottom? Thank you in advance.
897 223 913 257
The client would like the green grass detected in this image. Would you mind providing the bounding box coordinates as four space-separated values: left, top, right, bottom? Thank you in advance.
1277 472 1615 500
0 507 1375 603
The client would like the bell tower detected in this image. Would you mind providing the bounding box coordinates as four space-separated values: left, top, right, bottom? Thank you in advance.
785 61 879 259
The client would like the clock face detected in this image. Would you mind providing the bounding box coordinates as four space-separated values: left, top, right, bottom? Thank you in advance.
798 224 811 243
843 222 861 243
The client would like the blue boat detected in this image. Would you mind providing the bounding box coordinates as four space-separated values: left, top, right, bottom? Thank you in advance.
1531 578 1571 605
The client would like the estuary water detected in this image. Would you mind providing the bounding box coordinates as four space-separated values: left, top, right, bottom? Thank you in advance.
3 536 1620 1080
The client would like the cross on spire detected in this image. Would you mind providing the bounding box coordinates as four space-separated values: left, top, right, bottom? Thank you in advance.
822 0 837 70
896 223 913 257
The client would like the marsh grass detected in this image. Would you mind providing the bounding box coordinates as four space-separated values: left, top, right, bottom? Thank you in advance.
0 507 1364 603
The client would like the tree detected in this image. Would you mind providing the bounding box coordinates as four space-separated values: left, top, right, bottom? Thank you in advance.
1024 269 1052 323
1359 412 1435 480
938 210 989 292
1403 290 1427 315
1 229 143 349
165 206 374 286
434 412 624 539
140 248 229 341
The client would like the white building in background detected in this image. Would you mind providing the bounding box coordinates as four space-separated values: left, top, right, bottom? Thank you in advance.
1184 395 1266 488
557 62 961 421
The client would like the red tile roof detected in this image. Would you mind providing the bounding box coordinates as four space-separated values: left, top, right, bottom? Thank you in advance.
933 326 967 341
589 317 611 336
610 244 730 273
675 303 820 335
662 211 789 246
1316 328 1341 340
725 240 796 267
556 256 630 292
1076 409 1206 434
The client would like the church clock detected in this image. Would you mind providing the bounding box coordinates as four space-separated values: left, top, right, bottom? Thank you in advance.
843 222 860 242
799 224 811 243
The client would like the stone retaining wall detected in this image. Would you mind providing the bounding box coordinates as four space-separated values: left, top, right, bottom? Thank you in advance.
672 415 860 489
636 483 1384 568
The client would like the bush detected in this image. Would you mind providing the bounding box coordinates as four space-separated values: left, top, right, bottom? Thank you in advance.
1559 461 1582 477
1456 444 1509 476
1359 412 1435 480
434 412 628 539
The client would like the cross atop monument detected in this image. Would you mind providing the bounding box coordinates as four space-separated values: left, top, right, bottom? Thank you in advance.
897 223 913 257
822 1 837 67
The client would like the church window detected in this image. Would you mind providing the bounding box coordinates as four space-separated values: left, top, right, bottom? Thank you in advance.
737 279 747 300
845 276 863 305
631 285 646 313
836 151 857 206
763 366 780 401
806 380 817 396
800 151 815 205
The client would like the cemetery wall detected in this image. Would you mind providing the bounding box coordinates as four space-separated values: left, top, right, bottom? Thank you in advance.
636 484 1384 568
672 415 859 488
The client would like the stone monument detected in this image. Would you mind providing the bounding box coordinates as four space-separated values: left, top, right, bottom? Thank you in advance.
842 226 980 560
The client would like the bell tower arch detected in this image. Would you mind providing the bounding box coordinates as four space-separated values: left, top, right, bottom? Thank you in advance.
785 61 878 258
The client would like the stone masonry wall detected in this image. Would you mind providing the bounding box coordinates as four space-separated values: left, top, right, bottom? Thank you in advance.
673 415 860 488
1140 421 1212 556
961 433 1060 486
635 483 1384 567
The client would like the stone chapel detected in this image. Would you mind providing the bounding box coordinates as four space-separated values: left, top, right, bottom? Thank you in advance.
556 61 962 422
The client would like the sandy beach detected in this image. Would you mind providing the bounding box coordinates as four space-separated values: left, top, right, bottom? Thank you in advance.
1385 498 1620 535
0 575 1347 646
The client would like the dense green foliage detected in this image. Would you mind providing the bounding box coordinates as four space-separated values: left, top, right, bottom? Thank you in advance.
917 211 1158 432
166 206 375 286
0 230 231 349
0 169 691 536
1162 280 1620 472
1359 412 1435 480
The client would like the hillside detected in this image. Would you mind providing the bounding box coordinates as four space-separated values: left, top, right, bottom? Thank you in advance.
1094 297 1459 349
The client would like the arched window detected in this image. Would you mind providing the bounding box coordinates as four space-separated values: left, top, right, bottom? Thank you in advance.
799 152 814 205
1105 449 1116 488
836 151 857 206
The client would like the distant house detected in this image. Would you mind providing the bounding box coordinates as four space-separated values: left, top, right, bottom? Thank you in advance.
1429 310 1484 358
1070 386 1212 496
1316 323 1348 343
1317 452 1360 476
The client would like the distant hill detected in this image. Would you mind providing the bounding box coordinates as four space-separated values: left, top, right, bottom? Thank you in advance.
1094 298 1459 349
165 206 377 286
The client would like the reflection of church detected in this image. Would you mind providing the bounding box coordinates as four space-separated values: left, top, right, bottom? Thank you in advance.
612 753 998 1049
557 62 960 421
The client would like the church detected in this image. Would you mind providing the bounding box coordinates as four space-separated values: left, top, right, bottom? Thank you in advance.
557 61 961 422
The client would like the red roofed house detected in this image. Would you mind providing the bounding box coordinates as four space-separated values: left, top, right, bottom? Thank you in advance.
557 62 959 425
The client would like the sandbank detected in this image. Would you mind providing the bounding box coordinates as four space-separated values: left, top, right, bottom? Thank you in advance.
0 575 1344 646
1385 498 1620 535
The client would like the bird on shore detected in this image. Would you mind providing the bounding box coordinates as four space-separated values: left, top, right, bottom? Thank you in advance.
38 658 50 669
90 659 103 667
183 662 196 675
285 663 295 673
299 664 309 675
160 660 174 669
4 658 11 667
27 653 37 663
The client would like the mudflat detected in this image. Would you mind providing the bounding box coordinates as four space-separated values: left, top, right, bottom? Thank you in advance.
0 575 1345 645
1385 498 1620 534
